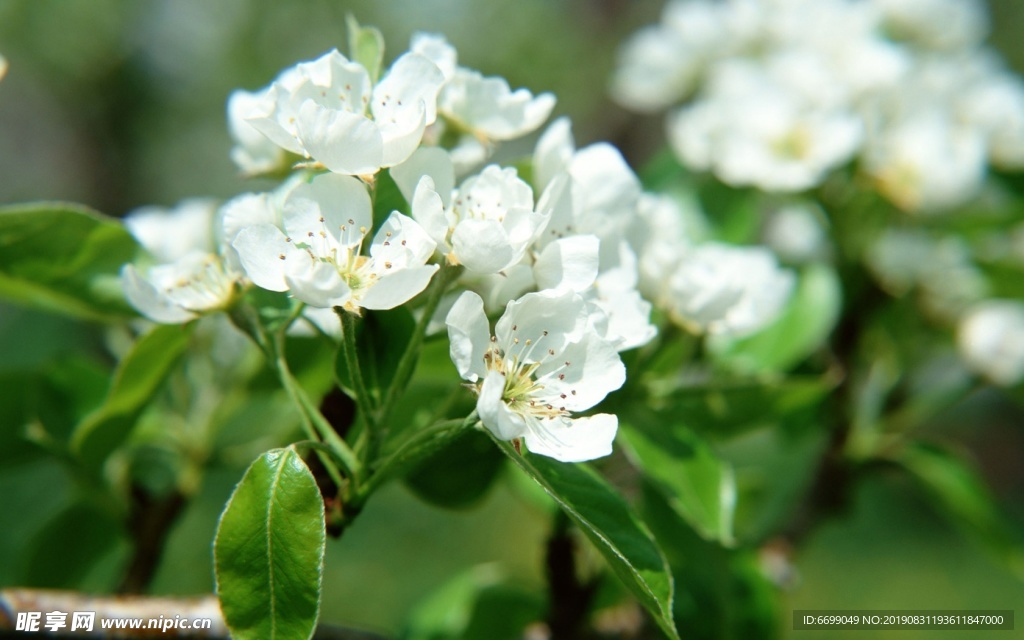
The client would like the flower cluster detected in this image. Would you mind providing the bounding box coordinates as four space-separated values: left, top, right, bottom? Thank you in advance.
118 28 798 461
613 0 1024 212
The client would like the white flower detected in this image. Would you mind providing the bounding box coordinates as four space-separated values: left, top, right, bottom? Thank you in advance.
663 243 794 338
958 300 1024 386
412 164 549 274
609 0 729 111
228 89 288 176
121 251 239 324
446 289 624 462
668 66 862 192
863 112 986 212
244 48 444 175
0 54 7 81
232 173 438 312
125 199 219 263
411 34 555 145
121 199 245 324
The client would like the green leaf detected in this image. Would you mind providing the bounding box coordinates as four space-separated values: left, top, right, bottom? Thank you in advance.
640 483 779 640
639 147 688 192
0 202 139 320
710 264 842 374
898 443 1024 574
620 425 735 545
373 168 410 228
722 424 829 543
495 442 679 640
347 15 385 84
334 307 415 405
215 448 326 640
404 428 505 510
71 324 192 469
0 372 40 466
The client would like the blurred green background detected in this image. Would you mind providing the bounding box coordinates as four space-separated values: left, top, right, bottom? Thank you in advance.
1 1 1023 638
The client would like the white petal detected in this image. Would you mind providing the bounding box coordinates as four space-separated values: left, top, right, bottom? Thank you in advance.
391 147 455 208
533 117 575 192
373 52 445 126
285 259 352 309
411 176 453 248
219 192 280 245
446 290 491 382
524 413 617 462
534 235 599 293
477 370 527 440
284 173 372 248
232 224 301 292
370 211 437 269
245 84 306 156
378 102 429 168
360 264 438 310
296 99 384 175
441 70 555 140
410 32 458 80
495 289 586 360
451 218 514 274
121 265 197 324
535 331 625 411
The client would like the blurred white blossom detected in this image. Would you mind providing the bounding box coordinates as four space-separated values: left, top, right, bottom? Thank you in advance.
958 300 1024 386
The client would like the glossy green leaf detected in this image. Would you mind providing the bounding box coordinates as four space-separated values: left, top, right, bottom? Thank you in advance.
620 425 735 545
404 428 505 510
373 169 410 228
71 324 192 468
710 264 842 374
347 15 385 84
898 443 1024 574
0 202 139 320
215 448 326 640
496 441 679 640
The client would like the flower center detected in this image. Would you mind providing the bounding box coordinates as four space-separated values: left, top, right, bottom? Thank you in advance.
480 328 575 421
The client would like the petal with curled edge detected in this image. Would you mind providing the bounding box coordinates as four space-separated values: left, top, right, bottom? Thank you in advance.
233 224 305 293
445 290 491 382
523 413 617 462
285 259 352 309
477 370 528 440
371 211 436 269
297 100 384 175
360 264 438 310
121 265 197 324
411 176 453 248
391 147 455 208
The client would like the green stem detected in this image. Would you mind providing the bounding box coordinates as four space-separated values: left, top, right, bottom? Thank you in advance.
273 334 362 489
378 264 462 430
337 308 378 427
228 301 362 492
360 410 479 498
